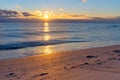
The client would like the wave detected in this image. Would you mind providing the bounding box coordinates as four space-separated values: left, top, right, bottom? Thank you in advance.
0 40 89 51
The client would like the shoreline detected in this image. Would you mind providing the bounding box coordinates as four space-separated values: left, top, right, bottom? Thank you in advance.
0 45 120 80
1 44 119 61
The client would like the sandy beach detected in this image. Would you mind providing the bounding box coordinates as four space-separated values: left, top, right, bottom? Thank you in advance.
0 45 120 80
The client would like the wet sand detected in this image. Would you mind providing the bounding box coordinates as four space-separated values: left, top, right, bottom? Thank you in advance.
0 45 120 80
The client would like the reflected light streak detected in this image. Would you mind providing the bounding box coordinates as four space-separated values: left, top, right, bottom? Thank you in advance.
44 22 49 27
44 27 49 32
36 45 56 55
43 45 54 54
44 22 50 32
44 34 50 41
43 22 51 41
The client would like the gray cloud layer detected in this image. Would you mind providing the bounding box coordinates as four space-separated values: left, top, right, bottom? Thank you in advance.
0 9 33 18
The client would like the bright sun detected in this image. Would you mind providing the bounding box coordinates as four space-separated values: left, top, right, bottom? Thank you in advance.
44 12 50 20
43 10 53 20
44 15 49 20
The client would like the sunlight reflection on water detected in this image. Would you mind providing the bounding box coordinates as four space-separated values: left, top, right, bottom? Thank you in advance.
43 22 51 41
44 22 49 32
42 45 55 54
0 22 120 59
42 22 54 54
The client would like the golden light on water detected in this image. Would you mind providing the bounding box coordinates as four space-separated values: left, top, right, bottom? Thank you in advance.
44 22 49 32
43 22 51 41
44 22 49 27
44 34 50 41
44 26 49 32
43 45 54 54
36 45 55 55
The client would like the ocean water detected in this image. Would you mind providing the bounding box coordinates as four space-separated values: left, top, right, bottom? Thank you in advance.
0 22 120 60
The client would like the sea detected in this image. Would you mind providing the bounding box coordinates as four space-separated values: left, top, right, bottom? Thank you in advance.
0 22 120 60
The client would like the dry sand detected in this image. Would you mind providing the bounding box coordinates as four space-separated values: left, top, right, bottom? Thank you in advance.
0 45 120 80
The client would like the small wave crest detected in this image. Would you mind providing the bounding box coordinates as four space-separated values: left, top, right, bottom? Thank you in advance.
0 40 89 51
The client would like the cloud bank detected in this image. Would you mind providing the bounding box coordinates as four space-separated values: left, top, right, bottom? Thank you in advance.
0 9 120 23
0 9 33 18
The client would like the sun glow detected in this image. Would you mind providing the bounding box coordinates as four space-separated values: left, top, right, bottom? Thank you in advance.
43 11 52 20
32 10 89 20
44 14 49 20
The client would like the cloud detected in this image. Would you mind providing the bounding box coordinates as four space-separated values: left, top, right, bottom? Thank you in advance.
56 14 91 19
0 9 21 17
0 9 120 23
15 5 21 8
58 8 64 11
0 9 89 20
70 14 85 17
22 12 33 17
0 9 33 18
82 0 87 3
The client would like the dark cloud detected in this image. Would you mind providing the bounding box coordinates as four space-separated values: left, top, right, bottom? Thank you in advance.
91 16 120 22
0 9 20 17
113 16 120 20
0 9 36 22
0 9 33 18
22 12 33 17
92 17 105 19
70 14 85 17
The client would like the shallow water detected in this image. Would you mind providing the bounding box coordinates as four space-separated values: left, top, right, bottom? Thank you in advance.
0 22 120 59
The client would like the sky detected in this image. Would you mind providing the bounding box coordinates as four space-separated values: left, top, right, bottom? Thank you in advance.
0 0 120 21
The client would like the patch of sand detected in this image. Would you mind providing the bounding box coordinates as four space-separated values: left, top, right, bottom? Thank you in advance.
0 45 120 80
